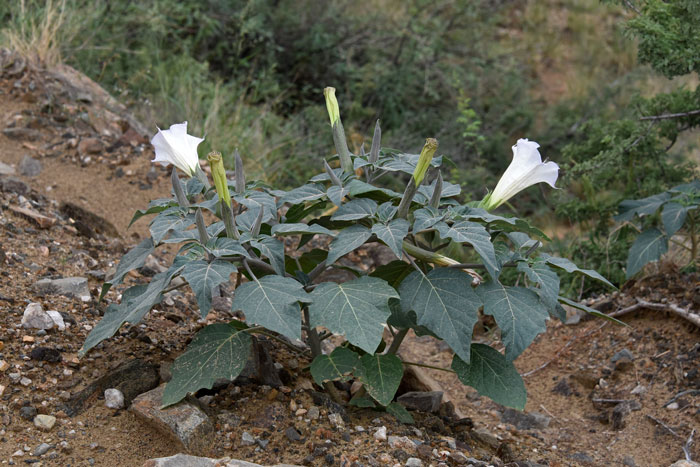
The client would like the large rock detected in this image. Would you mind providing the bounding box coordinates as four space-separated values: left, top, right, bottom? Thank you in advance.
18 155 41 177
397 391 443 413
130 384 215 456
21 303 54 330
34 277 90 301
500 408 551 430
142 454 302 467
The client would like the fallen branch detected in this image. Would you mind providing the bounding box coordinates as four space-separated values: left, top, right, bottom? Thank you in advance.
523 322 607 377
607 299 700 328
663 389 700 408
640 109 700 121
645 414 681 438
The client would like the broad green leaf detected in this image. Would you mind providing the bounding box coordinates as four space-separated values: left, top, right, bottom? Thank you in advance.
327 185 350 206
331 198 378 221
370 261 414 288
670 180 700 194
415 179 461 204
326 225 372 264
540 254 615 289
309 277 398 353
476 281 548 361
625 228 668 278
161 222 225 244
661 202 689 237
412 207 443 233
182 260 237 317
250 236 286 276
236 191 277 218
129 199 177 227
185 177 205 196
372 219 409 259
231 275 310 340
558 297 627 326
399 268 480 363
280 184 326 204
435 221 499 280
516 261 560 311
387 402 414 423
150 210 195 244
345 179 402 201
376 202 398 222
162 323 252 407
309 347 360 386
357 354 403 406
452 344 526 410
100 237 154 300
271 223 335 237
456 206 518 225
615 192 671 222
349 396 376 408
81 265 183 356
206 237 249 258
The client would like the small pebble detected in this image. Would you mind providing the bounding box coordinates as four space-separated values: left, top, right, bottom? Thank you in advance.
374 426 387 441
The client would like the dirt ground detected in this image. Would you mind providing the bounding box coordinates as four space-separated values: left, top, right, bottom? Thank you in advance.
0 52 698 467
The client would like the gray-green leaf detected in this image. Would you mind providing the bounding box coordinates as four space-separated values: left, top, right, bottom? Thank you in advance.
150 210 195 244
309 347 360 386
162 323 252 407
435 221 499 280
661 202 689 237
357 354 403 406
399 268 480 364
271 223 335 237
540 254 615 289
331 198 378 221
372 219 409 259
309 277 398 353
625 228 668 278
516 261 560 311
231 276 310 340
182 260 237 318
100 237 154 299
476 281 548 361
452 344 526 410
326 225 372 264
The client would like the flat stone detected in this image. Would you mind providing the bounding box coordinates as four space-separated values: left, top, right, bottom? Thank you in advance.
373 426 387 442
105 388 125 409
241 431 256 446
19 406 37 420
387 435 414 451
307 406 320 420
397 391 443 413
45 310 65 331
30 347 62 363
471 427 500 450
0 161 15 175
611 349 634 363
0 176 30 195
130 384 214 456
500 408 551 430
22 303 54 330
284 427 301 442
405 458 422 467
78 137 104 156
669 461 700 467
34 414 56 431
34 277 90 301
19 155 41 177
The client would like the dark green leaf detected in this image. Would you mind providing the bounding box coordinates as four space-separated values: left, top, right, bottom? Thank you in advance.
280 184 327 204
661 202 689 236
626 227 668 278
129 200 177 227
100 237 154 300
331 198 378 221
516 261 560 311
150 210 195 244
271 223 335 237
387 402 414 423
309 277 398 353
371 219 409 259
309 347 360 386
182 260 237 317
326 225 372 264
412 207 444 233
250 236 286 276
435 221 499 280
558 297 628 326
399 268 480 363
452 344 526 410
476 281 548 361
357 354 403 406
231 275 310 340
615 192 671 222
162 323 252 406
370 261 414 288
540 254 615 289
206 237 249 258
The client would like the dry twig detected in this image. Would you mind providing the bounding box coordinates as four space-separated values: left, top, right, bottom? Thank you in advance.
645 414 681 438
607 299 700 328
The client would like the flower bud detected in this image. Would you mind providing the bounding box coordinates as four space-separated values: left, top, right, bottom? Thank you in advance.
207 152 231 208
324 87 340 126
413 138 438 185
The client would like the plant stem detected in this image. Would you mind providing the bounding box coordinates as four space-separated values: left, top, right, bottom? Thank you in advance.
401 360 455 373
303 307 344 403
386 328 409 355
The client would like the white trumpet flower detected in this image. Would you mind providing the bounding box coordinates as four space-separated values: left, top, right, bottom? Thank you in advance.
150 122 204 176
481 139 559 210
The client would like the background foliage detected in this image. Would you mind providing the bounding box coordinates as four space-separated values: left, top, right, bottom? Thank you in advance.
1 0 698 289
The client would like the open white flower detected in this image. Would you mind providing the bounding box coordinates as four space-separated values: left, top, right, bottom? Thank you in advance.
481 139 559 210
150 122 204 177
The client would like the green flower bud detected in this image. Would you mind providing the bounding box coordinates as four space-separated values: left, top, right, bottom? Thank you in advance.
413 138 438 185
324 87 340 126
207 151 231 208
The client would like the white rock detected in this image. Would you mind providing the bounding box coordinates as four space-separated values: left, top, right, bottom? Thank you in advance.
405 458 422 467
21 303 54 330
666 402 680 410
630 384 646 395
241 431 256 446
33 414 56 431
45 310 65 331
104 388 125 409
373 426 387 442
328 413 344 429
669 461 700 467
20 377 32 387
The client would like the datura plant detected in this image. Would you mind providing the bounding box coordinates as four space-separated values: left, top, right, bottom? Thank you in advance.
81 89 618 417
